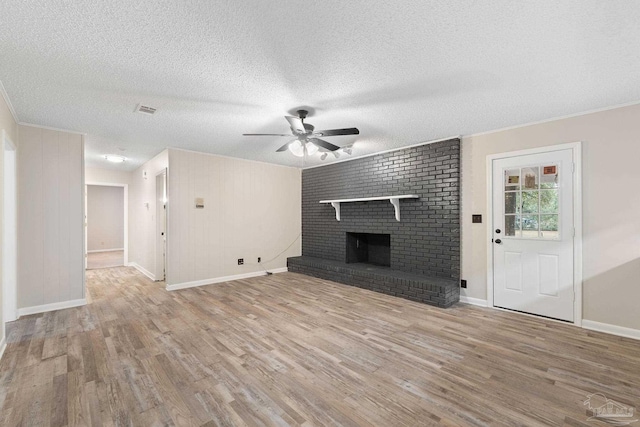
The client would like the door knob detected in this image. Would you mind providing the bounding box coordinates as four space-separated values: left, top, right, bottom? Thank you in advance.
495 239 502 244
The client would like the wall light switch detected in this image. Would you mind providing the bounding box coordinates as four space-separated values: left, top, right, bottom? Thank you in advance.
195 198 204 209
472 214 482 223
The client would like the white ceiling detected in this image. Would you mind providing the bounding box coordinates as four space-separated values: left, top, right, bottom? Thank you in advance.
1 1 640 171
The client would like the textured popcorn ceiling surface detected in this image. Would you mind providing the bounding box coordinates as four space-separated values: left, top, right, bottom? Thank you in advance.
1 1 640 170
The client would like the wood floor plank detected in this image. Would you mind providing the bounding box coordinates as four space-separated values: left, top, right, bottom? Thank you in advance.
1 267 639 426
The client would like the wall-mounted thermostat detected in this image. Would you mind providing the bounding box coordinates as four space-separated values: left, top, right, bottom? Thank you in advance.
143 170 148 180
195 198 204 209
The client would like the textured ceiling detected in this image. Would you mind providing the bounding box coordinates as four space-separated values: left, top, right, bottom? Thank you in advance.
1 1 640 170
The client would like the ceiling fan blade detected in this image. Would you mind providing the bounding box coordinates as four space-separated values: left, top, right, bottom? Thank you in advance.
285 116 307 134
314 127 359 137
308 138 340 151
242 133 291 136
276 141 292 152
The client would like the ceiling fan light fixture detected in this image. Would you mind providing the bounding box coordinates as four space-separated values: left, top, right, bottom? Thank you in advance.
306 142 319 156
288 140 305 157
105 154 126 163
288 140 319 157
320 153 328 160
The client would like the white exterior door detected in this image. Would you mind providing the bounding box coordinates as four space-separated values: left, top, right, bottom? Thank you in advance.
492 148 574 322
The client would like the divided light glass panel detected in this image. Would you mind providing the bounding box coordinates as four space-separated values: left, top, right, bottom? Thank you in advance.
504 165 559 239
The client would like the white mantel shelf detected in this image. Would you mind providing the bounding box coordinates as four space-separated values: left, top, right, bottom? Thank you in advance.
319 195 420 221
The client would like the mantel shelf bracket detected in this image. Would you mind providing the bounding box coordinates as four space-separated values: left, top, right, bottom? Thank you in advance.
319 195 419 222
389 197 401 221
330 201 341 221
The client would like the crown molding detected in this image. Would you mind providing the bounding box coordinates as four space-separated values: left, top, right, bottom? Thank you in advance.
0 80 19 123
466 99 640 138
18 122 86 136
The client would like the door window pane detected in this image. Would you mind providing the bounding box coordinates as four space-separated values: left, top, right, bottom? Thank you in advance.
522 191 539 213
522 167 539 190
540 215 559 239
521 215 539 238
505 169 521 191
505 192 520 214
505 215 521 237
540 164 558 189
501 164 560 240
540 189 558 213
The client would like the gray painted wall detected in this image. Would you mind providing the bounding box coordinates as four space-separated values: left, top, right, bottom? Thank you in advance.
302 139 460 279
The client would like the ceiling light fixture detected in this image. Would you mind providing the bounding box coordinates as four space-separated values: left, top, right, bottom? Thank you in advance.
319 144 354 161
288 140 318 157
105 154 126 163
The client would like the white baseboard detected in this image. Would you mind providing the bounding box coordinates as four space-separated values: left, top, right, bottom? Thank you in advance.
582 320 640 341
166 267 288 291
127 262 156 281
0 335 6 362
87 248 124 253
459 295 488 307
17 298 87 317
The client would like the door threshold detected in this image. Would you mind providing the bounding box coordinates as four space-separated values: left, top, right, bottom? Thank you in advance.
493 305 573 324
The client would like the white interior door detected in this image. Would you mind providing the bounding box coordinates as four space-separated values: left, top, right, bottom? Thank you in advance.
492 148 574 321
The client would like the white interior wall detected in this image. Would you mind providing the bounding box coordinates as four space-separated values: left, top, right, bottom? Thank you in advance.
0 87 18 348
128 150 168 279
87 185 124 251
17 124 85 311
461 103 640 331
167 148 301 287
85 167 130 186
3 135 17 323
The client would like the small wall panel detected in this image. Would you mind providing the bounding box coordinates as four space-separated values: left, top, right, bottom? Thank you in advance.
538 254 560 296
504 251 523 291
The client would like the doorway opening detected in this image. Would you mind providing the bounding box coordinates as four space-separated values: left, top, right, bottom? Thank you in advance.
2 131 17 324
85 183 128 270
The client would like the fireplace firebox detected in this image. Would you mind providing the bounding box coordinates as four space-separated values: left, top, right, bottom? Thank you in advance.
346 232 390 267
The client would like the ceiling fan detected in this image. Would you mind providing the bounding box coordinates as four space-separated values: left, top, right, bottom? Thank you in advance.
243 109 359 157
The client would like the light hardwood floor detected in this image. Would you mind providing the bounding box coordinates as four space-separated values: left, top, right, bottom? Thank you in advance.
1 267 639 426
87 251 124 270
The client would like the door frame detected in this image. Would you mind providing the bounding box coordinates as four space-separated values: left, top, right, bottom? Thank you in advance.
154 169 167 281
85 182 129 266
486 141 583 326
2 130 18 326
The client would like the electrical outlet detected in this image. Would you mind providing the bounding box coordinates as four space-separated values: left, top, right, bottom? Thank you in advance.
238 258 244 265
460 279 467 288
258 257 261 263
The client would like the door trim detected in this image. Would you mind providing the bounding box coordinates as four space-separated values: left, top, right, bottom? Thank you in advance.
2 130 18 330
155 169 167 282
486 142 583 326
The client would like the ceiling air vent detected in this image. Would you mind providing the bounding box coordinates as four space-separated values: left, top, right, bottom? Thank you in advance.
135 104 157 115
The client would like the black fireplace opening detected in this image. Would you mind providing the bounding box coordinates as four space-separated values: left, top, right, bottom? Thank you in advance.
346 233 391 267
